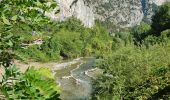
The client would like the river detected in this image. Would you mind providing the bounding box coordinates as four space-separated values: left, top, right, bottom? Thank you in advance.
13 57 101 100
54 57 96 100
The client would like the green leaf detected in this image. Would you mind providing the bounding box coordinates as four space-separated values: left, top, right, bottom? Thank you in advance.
19 16 25 22
5 33 13 39
2 15 11 25
50 2 57 9
7 40 13 47
11 15 18 21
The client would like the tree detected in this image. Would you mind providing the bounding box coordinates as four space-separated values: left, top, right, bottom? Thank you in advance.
151 2 170 35
0 0 57 67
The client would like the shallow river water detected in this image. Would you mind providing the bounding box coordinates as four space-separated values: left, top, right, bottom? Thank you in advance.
54 58 95 100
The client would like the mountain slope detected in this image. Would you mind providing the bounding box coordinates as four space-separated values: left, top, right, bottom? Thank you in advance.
46 0 168 27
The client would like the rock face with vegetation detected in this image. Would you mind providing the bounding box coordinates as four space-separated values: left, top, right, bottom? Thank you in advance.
0 0 170 99
48 0 168 27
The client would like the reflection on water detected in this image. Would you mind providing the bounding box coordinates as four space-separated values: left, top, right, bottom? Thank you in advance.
55 58 95 100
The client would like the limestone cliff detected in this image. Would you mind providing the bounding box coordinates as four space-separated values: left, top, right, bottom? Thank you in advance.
46 0 169 28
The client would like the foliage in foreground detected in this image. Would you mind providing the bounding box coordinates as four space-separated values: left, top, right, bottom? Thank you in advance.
92 38 170 99
0 65 60 100
0 0 57 66
0 0 60 99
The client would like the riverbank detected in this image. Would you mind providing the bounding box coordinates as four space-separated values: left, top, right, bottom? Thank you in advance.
0 58 83 81
15 57 83 72
0 57 103 99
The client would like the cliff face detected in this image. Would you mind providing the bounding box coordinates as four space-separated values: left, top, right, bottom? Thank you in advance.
46 0 168 27
90 0 143 27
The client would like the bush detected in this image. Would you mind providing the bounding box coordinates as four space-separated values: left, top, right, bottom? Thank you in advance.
92 40 170 99
18 45 48 62
50 29 84 58
41 36 61 60
85 21 113 58
161 29 170 37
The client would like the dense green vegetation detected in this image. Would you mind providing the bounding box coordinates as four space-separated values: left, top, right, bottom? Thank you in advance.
92 2 170 100
0 0 112 99
0 0 57 65
1 65 60 99
16 19 112 62
0 0 170 99
0 0 61 99
92 42 170 99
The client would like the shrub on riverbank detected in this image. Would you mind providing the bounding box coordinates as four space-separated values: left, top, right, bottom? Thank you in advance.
92 39 170 99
